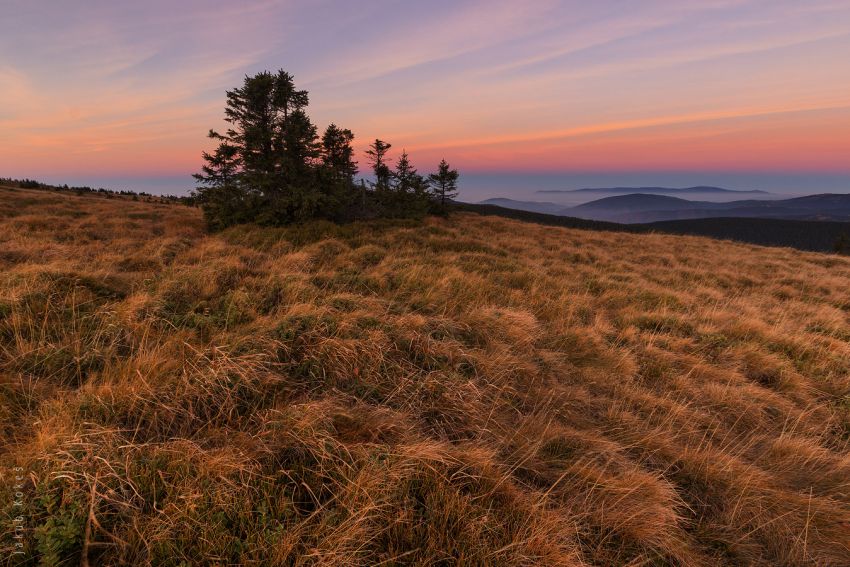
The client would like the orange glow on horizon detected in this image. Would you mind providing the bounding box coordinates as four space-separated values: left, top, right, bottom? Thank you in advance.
3 1 850 187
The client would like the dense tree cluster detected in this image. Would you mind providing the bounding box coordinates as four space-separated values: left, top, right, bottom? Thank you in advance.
193 70 459 229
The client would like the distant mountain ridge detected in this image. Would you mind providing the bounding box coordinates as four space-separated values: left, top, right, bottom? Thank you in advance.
538 186 769 195
477 198 566 215
481 192 850 224
572 194 712 212
563 192 850 223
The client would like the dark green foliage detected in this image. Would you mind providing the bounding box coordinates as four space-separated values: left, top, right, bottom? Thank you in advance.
374 151 431 219
320 124 360 220
194 71 457 229
321 124 358 184
32 482 85 566
428 159 459 213
365 139 393 192
192 135 246 230
194 70 325 227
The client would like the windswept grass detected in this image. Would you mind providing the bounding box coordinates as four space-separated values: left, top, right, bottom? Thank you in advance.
1 186 849 566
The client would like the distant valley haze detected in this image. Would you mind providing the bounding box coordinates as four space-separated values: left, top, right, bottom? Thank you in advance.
480 189 850 223
26 171 850 203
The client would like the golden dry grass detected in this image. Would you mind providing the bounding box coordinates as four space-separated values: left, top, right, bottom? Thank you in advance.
1 185 849 566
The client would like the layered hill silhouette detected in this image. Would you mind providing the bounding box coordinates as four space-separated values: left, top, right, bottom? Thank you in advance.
476 197 567 215
538 185 769 195
482 191 850 224
566 193 850 223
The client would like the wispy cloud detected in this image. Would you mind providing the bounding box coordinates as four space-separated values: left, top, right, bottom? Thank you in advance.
2 0 850 180
410 103 850 150
301 0 562 87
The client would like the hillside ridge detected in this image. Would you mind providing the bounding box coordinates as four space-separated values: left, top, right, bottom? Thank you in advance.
538 185 769 194
458 201 850 253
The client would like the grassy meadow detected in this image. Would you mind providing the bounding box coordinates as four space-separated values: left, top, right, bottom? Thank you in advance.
1 185 849 566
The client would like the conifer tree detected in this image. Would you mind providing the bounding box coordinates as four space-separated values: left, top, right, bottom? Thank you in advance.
266 108 322 223
192 131 248 229
392 151 418 193
321 124 357 183
428 159 459 211
391 151 430 218
365 139 392 190
318 124 358 219
223 71 277 187
271 70 309 121
194 130 241 187
196 70 322 225
279 108 320 181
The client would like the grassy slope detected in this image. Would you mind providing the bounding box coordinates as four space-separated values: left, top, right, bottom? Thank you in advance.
456 202 850 254
1 186 849 566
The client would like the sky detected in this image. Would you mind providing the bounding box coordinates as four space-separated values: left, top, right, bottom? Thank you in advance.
2 0 850 199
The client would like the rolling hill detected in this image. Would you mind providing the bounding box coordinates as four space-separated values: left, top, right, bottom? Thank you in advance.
567 194 721 223
479 192 850 224
2 186 849 565
478 197 566 215
563 193 850 223
538 185 770 195
459 201 850 253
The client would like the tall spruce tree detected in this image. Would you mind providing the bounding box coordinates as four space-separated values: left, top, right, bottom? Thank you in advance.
392 151 417 192
271 70 309 121
267 107 322 223
278 108 320 181
222 71 277 190
428 159 459 211
319 124 358 219
391 151 430 218
194 130 241 187
321 124 357 183
192 131 248 229
365 139 392 190
195 70 322 226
